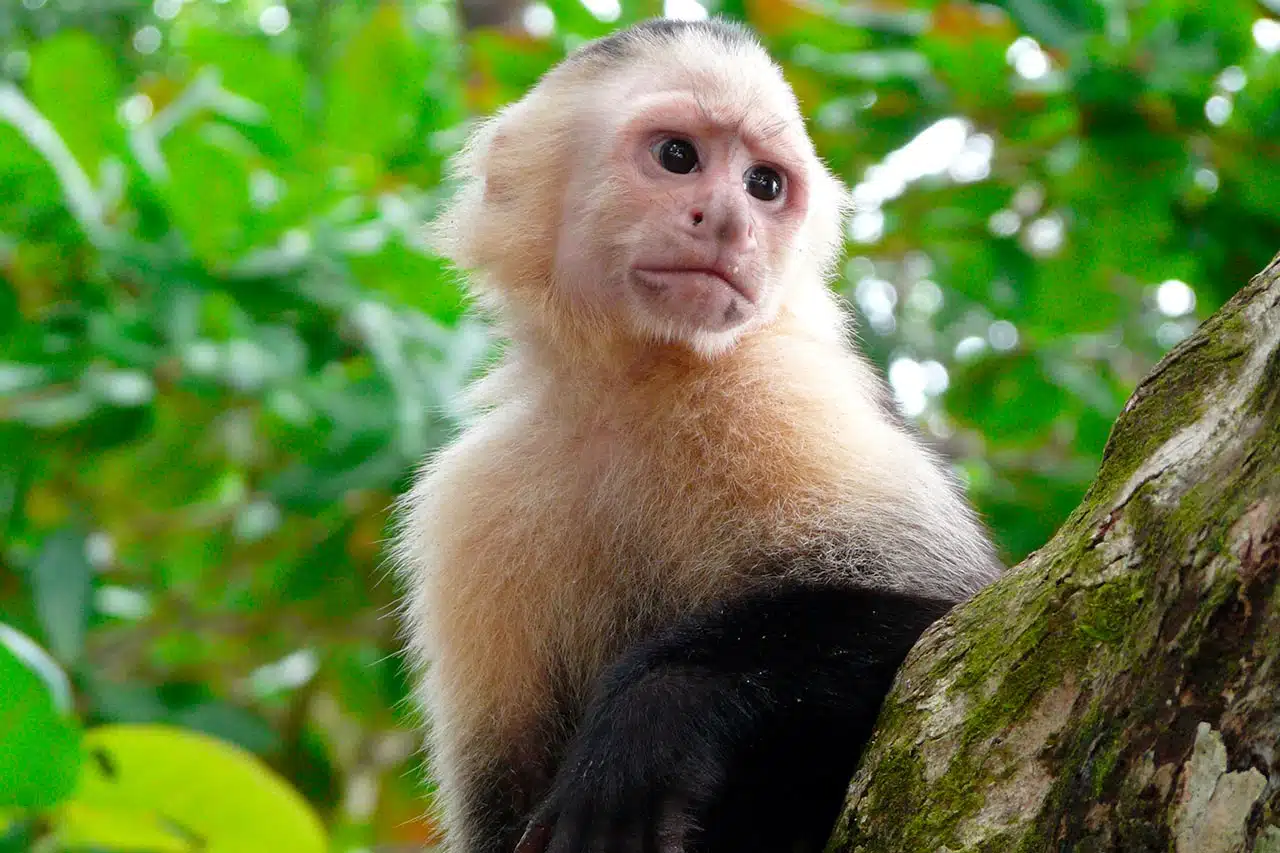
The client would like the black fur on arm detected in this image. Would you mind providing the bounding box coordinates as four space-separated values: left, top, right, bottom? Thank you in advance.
516 579 955 853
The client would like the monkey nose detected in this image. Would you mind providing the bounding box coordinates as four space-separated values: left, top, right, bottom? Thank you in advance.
686 204 754 253
717 214 756 255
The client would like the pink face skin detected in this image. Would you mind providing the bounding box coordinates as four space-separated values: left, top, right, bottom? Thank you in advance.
554 82 813 355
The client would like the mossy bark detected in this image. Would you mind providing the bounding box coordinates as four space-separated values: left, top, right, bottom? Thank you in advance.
831 252 1280 853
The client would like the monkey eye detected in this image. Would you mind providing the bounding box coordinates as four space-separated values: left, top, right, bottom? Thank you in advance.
654 138 699 174
744 165 783 201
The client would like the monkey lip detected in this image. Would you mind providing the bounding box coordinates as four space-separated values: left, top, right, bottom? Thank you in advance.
632 266 756 303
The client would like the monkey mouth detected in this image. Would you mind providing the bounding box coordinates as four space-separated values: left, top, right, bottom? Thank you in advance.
631 266 756 304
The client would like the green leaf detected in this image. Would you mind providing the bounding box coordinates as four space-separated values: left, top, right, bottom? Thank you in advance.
1019 255 1127 337
468 29 565 109
54 724 328 853
170 703 282 757
331 641 412 722
1233 54 1280 138
79 675 170 725
0 434 31 538
1001 0 1098 49
0 815 39 852
27 31 122 177
0 625 82 809
29 529 92 664
81 675 283 756
544 0 617 40
946 351 1070 443
0 124 68 238
55 802 189 853
347 241 467 323
0 279 15 338
160 126 252 266
324 5 427 162
1235 155 1280 219
183 29 310 158
971 460 1093 563
919 9 1013 113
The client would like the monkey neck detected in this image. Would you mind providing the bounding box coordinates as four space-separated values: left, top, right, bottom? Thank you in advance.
511 319 711 388
503 304 852 418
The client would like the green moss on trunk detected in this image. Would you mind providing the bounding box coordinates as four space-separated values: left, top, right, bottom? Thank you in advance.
832 253 1280 853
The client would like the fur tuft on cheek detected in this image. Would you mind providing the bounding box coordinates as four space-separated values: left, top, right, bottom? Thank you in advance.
799 166 852 285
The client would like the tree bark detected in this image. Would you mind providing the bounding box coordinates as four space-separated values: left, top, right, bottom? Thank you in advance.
832 252 1280 852
456 0 524 32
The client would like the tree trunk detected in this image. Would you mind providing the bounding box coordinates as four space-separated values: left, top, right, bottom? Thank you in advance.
831 252 1280 853
456 0 524 32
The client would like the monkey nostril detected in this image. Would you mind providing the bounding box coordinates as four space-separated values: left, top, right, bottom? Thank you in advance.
691 210 704 226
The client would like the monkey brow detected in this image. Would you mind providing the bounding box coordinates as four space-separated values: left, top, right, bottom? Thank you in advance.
736 114 807 165
676 83 798 155
750 115 794 142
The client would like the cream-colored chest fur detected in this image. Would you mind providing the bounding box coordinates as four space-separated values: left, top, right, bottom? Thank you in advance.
395 330 977 744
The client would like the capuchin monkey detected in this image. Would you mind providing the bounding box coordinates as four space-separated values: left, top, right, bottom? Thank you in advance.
394 17 1002 853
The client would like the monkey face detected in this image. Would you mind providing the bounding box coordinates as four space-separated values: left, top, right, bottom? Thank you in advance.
550 70 826 358
434 35 848 362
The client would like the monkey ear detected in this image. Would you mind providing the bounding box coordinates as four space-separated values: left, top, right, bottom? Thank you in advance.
480 128 518 204
423 113 513 264
425 94 558 276
476 94 545 206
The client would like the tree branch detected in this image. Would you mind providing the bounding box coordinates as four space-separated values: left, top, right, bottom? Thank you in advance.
833 251 1280 851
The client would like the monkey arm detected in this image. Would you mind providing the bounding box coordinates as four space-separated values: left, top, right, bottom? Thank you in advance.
516 580 954 853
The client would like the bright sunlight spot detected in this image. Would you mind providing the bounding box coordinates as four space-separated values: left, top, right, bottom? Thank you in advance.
132 25 161 54
988 320 1019 351
1254 18 1280 52
1156 280 1196 317
1007 36 1050 80
581 0 622 23
260 5 291 36
889 357 928 417
1205 95 1232 126
523 2 556 36
664 0 709 21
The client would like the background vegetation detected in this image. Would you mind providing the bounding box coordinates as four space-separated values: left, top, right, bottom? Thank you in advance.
1 0 1277 849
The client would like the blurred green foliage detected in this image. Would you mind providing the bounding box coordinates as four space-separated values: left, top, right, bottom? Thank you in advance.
0 0 1277 848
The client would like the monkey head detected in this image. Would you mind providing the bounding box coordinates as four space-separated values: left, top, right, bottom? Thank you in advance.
431 20 850 359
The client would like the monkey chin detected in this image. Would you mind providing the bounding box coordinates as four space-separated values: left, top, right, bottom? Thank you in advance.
628 268 758 355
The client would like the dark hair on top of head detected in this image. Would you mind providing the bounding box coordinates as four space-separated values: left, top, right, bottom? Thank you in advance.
567 16 760 66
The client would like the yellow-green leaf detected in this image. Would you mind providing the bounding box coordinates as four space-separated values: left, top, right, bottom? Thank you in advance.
27 31 122 177
324 5 426 162
54 724 327 853
183 28 309 156
160 127 251 266
56 801 188 853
